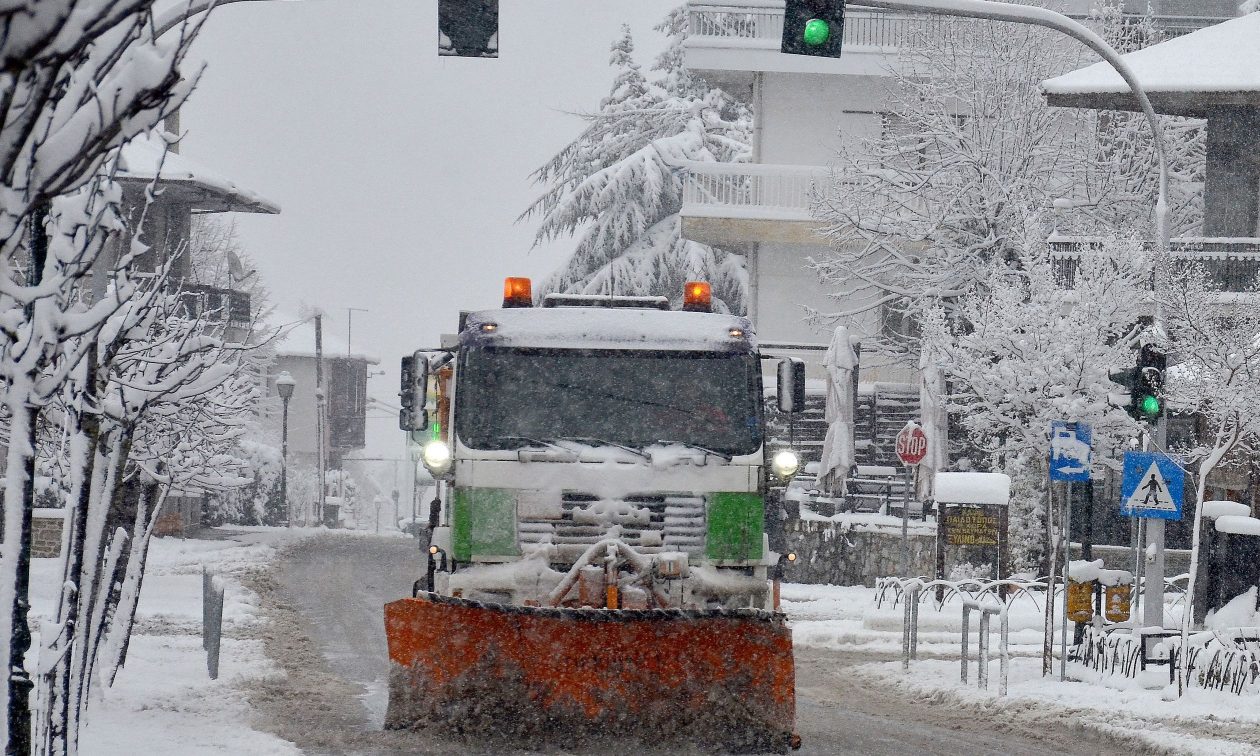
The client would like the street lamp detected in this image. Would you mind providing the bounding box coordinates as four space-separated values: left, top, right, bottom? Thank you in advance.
276 371 296 527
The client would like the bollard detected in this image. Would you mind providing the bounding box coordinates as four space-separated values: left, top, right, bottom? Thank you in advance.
203 569 225 680
978 611 990 690
902 581 923 670
910 586 920 661
961 602 972 684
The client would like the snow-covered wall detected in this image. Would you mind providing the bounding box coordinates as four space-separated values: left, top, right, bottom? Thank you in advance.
756 73 889 166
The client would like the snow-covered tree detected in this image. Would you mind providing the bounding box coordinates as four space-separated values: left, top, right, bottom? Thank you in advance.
809 7 1202 354
920 233 1149 570
521 15 752 313
1158 265 1260 693
37 279 258 753
0 3 205 750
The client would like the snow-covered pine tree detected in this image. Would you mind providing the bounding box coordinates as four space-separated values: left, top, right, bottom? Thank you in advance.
521 15 752 313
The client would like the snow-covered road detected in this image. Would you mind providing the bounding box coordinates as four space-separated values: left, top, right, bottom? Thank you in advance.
248 532 1142 755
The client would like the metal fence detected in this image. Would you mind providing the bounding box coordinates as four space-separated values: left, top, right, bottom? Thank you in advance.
1050 238 1260 292
687 3 1223 47
687 5 952 48
961 598 1009 695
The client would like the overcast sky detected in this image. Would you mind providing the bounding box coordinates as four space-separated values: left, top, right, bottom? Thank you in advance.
181 0 681 469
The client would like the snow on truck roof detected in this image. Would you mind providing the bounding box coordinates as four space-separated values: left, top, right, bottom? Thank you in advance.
461 307 756 352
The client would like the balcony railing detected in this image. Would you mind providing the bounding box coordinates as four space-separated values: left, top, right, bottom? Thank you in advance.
687 3 948 50
1050 237 1260 292
177 284 252 327
687 2 1226 49
681 161 829 221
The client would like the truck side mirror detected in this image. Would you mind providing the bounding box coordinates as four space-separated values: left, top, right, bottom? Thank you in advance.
399 350 430 431
777 358 805 414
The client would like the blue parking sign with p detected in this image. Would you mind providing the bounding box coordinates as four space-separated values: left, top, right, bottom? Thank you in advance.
1048 421 1092 482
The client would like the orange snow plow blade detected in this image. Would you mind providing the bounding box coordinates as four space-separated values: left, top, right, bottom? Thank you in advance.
384 593 797 753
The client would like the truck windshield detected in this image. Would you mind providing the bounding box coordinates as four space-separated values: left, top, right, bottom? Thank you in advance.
456 347 763 456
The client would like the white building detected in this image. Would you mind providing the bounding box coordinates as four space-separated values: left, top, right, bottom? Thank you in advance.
679 0 1238 367
677 0 1240 472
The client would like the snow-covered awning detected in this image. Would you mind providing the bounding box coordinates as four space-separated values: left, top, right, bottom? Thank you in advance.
116 134 280 215
1042 14 1260 117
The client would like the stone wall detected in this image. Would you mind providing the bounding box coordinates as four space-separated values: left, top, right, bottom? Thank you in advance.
784 517 1196 588
32 509 65 558
784 519 936 587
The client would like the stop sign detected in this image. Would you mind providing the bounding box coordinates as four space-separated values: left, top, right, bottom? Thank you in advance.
895 423 928 467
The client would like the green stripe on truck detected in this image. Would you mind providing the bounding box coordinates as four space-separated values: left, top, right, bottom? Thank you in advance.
706 492 763 561
452 487 520 560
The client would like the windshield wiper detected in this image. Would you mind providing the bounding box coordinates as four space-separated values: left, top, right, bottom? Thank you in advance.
651 441 732 463
561 436 651 462
499 435 579 460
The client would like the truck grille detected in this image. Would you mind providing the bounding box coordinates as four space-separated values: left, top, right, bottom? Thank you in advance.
519 492 706 558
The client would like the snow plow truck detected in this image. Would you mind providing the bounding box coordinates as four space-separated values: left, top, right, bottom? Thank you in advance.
386 278 805 752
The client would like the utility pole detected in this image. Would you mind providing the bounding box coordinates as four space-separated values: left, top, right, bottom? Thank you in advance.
347 307 368 358
314 314 326 527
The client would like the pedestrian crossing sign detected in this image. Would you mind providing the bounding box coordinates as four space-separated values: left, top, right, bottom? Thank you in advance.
1120 451 1184 520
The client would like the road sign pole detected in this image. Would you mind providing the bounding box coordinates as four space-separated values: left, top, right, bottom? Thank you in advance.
1060 481 1072 681
1144 519 1166 631
895 422 927 578
901 465 912 576
1042 481 1056 677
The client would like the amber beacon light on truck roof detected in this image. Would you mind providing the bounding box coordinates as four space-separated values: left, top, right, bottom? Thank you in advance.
501 277 715 313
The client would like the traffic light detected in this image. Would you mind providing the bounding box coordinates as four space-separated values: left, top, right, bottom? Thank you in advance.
399 351 429 431
1109 344 1165 421
1135 343 1166 420
438 0 498 58
782 0 845 58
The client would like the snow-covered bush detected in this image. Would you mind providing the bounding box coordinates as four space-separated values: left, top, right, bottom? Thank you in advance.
206 440 283 526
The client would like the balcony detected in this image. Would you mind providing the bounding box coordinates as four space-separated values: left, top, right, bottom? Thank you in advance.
1050 237 1260 292
678 161 830 246
685 3 942 79
176 284 252 329
684 1 1230 80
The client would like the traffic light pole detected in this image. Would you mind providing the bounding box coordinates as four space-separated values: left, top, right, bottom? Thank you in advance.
1143 419 1170 635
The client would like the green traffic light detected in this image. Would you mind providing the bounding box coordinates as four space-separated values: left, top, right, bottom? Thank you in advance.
803 18 831 46
1140 395 1161 417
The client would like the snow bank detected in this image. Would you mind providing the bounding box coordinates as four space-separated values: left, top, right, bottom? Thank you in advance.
1205 587 1259 633
1214 515 1260 537
934 472 1010 505
857 657 1260 755
31 529 319 754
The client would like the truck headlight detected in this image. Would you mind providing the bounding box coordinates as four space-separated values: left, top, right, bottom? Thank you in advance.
421 440 452 475
771 450 800 480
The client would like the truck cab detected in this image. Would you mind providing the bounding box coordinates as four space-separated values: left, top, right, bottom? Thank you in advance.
402 279 803 610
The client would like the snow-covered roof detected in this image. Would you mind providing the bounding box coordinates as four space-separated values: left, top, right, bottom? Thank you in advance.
1042 14 1260 117
461 307 756 352
271 316 380 363
117 134 280 214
